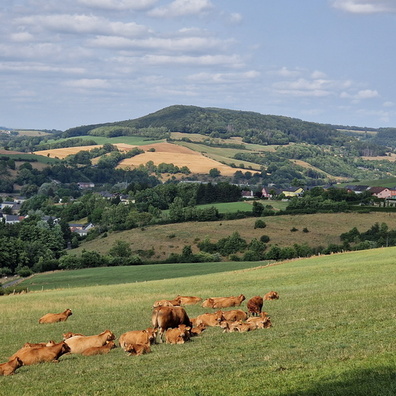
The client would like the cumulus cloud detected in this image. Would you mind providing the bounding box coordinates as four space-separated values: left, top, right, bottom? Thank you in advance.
331 0 396 14
64 78 110 89
149 0 214 18
88 35 226 53
77 0 159 10
15 14 150 37
340 89 379 100
187 70 260 83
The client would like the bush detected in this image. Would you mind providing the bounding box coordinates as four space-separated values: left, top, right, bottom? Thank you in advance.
260 235 270 243
302 227 310 233
17 266 33 277
254 219 266 229
290 227 298 232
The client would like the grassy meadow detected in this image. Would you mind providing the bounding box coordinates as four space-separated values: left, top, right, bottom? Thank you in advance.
0 248 395 395
71 211 396 259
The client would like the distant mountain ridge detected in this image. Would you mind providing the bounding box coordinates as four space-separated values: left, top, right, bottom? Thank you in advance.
63 105 341 145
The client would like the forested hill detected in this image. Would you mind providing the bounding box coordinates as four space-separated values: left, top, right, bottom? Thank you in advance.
63 105 348 146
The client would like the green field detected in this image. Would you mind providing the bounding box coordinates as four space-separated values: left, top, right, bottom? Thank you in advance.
19 261 270 291
1 248 395 395
37 136 164 147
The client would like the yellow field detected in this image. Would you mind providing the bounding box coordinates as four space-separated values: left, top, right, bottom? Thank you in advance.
117 142 245 175
34 143 136 159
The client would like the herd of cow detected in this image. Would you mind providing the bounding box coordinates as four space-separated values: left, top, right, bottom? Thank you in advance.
0 290 279 376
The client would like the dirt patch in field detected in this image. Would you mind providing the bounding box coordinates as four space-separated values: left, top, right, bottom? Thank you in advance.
362 154 396 162
0 149 27 155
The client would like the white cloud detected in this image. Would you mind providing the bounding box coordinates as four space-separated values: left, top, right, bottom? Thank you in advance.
271 67 302 78
15 14 150 38
383 101 394 107
77 0 159 10
340 89 379 100
64 79 110 89
273 78 335 97
149 0 214 18
187 70 260 83
10 32 35 42
331 0 396 14
88 35 227 53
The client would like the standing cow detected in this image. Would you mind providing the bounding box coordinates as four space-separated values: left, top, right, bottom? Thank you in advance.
152 306 191 343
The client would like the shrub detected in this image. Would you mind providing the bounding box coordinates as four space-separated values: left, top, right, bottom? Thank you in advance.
290 227 298 232
260 235 270 243
254 219 266 229
17 266 33 277
302 227 310 233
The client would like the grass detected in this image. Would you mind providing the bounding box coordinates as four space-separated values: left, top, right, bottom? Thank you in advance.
0 248 395 395
71 211 396 259
19 261 270 292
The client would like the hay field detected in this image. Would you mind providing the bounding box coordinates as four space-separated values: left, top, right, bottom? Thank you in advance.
34 143 136 159
118 142 245 175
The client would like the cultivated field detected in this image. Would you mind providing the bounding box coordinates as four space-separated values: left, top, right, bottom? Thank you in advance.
0 249 395 395
72 211 396 260
34 143 137 159
118 142 246 175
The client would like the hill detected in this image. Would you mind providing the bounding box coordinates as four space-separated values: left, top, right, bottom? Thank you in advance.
1 248 394 395
70 211 396 261
63 105 348 146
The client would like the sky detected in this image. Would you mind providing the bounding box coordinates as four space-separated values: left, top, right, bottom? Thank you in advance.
1 0 396 131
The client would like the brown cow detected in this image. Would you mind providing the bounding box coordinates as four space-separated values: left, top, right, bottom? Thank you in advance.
81 341 117 356
118 328 157 351
190 323 207 336
8 341 56 361
218 309 248 322
152 299 179 308
247 296 264 316
152 306 191 343
202 295 245 309
175 295 202 305
124 343 151 356
219 320 241 333
65 330 115 354
0 357 23 376
39 309 72 324
15 341 70 365
195 312 224 327
246 314 272 329
165 325 191 344
63 332 84 340
264 291 279 300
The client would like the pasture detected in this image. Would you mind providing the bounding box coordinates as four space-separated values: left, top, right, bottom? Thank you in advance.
0 248 395 395
71 211 396 260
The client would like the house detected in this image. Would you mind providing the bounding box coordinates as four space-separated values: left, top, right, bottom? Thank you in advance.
368 187 392 199
69 223 95 237
282 187 304 197
78 182 95 189
345 185 370 194
241 190 255 199
2 214 24 224
261 187 273 199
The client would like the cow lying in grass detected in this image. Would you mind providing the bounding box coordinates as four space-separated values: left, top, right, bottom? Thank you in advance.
65 330 115 354
0 357 23 376
202 295 246 309
39 309 72 324
15 342 70 365
119 328 156 351
81 341 117 356
8 341 56 361
165 325 191 344
124 343 151 356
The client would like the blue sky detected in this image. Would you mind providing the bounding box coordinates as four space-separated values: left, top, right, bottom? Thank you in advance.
1 0 395 130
